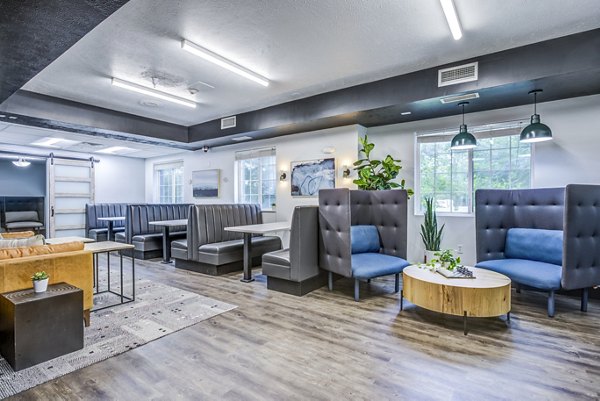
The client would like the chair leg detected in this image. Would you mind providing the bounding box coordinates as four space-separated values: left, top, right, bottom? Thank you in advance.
516 284 521 294
367 279 371 283
394 273 400 293
581 288 589 312
328 271 333 291
83 309 91 327
354 279 360 302
548 290 555 317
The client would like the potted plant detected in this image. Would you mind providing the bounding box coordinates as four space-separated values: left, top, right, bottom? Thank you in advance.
428 249 461 271
32 271 49 293
420 196 444 262
353 135 414 196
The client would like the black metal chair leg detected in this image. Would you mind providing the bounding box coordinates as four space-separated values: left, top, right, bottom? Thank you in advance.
581 288 589 312
548 290 555 317
328 272 333 291
394 273 400 293
354 279 360 302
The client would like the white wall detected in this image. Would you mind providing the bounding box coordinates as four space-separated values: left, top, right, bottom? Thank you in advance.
367 94 600 265
145 125 359 221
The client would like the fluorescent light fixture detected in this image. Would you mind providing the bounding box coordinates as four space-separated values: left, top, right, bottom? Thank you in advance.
181 39 270 87
96 146 137 155
12 157 31 167
32 137 80 148
440 0 463 40
111 78 197 108
231 136 252 142
401 111 412 116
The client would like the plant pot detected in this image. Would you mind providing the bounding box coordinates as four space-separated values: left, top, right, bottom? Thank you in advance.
424 250 438 263
33 278 49 293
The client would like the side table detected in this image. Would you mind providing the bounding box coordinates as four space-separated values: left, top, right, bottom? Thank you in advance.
0 283 84 371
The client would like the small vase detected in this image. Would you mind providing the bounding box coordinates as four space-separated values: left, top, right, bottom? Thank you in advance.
33 278 49 293
424 250 437 263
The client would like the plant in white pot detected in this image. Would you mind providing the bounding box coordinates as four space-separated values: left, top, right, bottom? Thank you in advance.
32 271 49 293
420 197 444 262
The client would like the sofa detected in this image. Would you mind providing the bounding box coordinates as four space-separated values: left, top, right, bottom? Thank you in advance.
475 185 600 316
0 240 94 326
85 203 128 241
172 204 281 275
318 188 410 301
4 211 44 233
262 206 326 296
115 204 191 260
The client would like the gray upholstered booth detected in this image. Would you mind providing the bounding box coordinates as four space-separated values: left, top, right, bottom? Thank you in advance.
115 204 190 259
262 206 326 296
318 188 410 301
4 211 44 232
475 185 600 316
85 203 128 241
172 204 281 275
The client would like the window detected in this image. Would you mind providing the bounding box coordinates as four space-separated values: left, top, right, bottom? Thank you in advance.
154 161 184 204
417 122 531 214
235 148 276 210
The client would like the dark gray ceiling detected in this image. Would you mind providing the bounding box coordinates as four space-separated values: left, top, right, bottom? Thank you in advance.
0 0 129 105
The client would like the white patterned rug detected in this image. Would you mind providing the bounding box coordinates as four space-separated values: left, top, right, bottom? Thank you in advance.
0 279 237 398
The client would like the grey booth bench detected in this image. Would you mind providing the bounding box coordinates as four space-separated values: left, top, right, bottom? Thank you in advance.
115 204 190 260
85 203 128 241
171 204 281 275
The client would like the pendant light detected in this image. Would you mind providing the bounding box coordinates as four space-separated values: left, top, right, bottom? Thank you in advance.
450 102 477 150
520 89 552 143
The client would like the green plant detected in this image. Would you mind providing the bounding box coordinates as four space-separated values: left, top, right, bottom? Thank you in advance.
31 271 49 281
420 197 444 251
353 135 414 196
429 249 461 271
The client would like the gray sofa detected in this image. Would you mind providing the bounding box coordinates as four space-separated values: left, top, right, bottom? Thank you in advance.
172 204 281 275
116 204 190 259
85 203 128 241
262 206 326 296
4 211 44 232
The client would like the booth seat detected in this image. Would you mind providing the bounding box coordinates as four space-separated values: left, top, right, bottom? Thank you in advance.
4 211 43 232
262 206 326 296
85 203 128 241
475 185 600 317
172 204 281 275
116 204 190 259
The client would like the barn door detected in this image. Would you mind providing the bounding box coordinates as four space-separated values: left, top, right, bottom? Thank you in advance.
47 157 95 238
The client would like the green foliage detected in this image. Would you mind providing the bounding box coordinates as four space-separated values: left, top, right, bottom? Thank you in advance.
353 135 414 196
428 249 461 271
420 197 444 251
31 271 49 281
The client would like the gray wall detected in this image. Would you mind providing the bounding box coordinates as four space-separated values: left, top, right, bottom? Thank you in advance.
0 159 46 196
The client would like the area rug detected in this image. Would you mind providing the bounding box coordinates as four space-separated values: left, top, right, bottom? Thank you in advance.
0 279 237 398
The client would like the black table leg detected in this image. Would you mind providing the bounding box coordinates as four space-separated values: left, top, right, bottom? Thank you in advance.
107 251 111 292
240 233 254 283
463 311 468 336
120 251 124 304
161 226 171 264
107 220 114 242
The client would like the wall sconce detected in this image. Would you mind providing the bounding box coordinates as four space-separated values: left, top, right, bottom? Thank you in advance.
279 170 288 181
341 165 351 178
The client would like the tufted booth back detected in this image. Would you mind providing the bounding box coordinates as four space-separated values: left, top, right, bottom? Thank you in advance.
187 204 263 260
125 204 191 242
318 188 408 278
475 188 564 263
85 203 128 231
289 206 320 281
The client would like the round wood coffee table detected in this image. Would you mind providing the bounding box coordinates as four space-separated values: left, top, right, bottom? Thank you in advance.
401 265 511 335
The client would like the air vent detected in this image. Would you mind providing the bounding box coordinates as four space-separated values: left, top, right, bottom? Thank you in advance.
440 92 480 104
438 62 478 87
221 116 237 129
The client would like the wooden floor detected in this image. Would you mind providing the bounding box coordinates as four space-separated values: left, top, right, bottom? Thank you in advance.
9 257 600 401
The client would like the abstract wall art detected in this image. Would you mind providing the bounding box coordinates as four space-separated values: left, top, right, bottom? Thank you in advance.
290 158 335 197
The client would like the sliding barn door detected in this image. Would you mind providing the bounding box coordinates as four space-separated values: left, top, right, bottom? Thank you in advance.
47 157 95 238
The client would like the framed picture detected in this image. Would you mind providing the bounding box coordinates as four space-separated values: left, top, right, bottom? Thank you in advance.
192 169 220 198
290 158 335 197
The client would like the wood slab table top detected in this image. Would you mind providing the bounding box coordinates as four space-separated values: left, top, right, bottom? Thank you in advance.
84 241 134 253
45 236 95 245
224 221 290 234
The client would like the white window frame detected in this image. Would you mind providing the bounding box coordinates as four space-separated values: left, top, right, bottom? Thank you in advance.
234 147 276 210
153 160 184 204
414 120 533 216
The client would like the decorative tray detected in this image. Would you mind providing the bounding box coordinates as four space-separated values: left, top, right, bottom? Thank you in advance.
436 266 475 279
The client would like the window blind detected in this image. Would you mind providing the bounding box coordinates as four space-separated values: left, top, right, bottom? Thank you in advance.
416 121 528 144
234 147 276 161
153 160 183 171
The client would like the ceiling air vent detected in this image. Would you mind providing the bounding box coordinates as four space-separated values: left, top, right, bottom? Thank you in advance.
221 116 237 129
440 92 480 104
438 62 478 87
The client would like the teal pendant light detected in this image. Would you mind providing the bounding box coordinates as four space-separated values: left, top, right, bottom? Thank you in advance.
520 89 552 143
450 102 477 150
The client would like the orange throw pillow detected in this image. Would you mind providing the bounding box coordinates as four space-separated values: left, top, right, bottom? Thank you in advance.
0 231 35 239
0 242 85 260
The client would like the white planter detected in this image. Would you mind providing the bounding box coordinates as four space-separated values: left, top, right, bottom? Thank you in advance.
424 250 438 263
33 278 49 293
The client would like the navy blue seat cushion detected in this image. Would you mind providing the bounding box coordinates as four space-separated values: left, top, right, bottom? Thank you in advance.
351 253 410 280
505 228 563 266
351 225 380 254
476 259 562 290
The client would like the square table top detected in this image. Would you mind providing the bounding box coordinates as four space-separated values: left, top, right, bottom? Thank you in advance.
45 236 95 245
97 217 125 221
84 241 134 253
148 219 188 227
224 221 290 234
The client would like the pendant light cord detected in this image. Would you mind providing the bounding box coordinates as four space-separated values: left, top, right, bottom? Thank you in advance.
534 91 537 115
461 103 465 125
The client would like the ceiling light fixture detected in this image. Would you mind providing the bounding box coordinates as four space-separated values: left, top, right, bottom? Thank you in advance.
12 157 31 167
450 102 477 150
96 146 137 155
231 136 252 142
111 78 197 108
520 89 553 143
181 39 270 87
31 137 80 148
401 111 412 116
440 0 463 40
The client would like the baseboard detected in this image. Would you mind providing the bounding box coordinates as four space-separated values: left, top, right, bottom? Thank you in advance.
267 272 329 296
174 257 262 276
